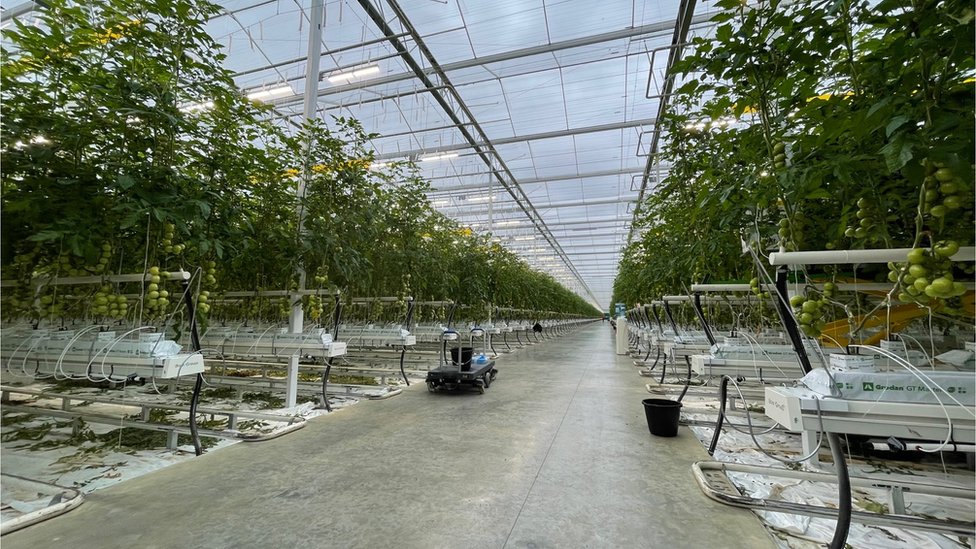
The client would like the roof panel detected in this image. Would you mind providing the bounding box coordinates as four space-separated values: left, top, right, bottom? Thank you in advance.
543 0 634 43
459 0 548 57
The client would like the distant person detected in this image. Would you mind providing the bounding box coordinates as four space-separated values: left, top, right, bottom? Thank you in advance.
610 319 616 333
532 322 543 333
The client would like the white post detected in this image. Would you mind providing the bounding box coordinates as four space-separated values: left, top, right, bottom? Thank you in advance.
286 0 325 409
615 316 628 355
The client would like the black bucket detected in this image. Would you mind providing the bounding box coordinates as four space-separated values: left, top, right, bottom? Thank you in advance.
642 398 682 437
450 347 474 371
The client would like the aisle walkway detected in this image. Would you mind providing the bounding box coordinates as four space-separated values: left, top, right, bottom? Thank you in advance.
3 324 776 549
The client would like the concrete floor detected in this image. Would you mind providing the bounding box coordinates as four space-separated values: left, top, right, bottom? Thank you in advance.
2 323 777 549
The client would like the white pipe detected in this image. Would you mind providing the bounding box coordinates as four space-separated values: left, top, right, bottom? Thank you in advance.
692 282 974 293
769 246 976 265
868 442 976 453
25 270 191 287
0 475 85 535
691 284 752 292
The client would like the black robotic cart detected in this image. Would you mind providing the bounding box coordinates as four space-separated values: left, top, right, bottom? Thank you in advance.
426 328 498 394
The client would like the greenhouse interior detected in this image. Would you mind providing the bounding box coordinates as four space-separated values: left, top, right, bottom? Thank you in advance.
0 0 974 547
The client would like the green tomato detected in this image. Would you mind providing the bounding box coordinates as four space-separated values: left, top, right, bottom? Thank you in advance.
906 248 927 264
942 195 963 210
908 264 928 278
913 277 930 291
931 277 953 294
934 167 954 182
939 180 959 194
929 205 947 218
801 300 819 313
934 240 960 257
790 295 806 307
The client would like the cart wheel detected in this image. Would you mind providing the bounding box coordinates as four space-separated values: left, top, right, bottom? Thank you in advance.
483 372 491 389
427 382 436 392
478 385 485 394
490 369 497 380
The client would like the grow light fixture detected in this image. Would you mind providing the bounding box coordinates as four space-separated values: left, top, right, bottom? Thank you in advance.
369 161 389 170
466 193 495 202
420 152 459 162
327 64 380 84
246 85 293 101
513 236 535 241
494 220 521 226
431 200 449 207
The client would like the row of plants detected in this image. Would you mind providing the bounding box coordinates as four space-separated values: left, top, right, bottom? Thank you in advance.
614 0 974 338
0 0 600 326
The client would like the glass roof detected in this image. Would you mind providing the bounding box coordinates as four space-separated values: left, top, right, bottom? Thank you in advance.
0 0 726 309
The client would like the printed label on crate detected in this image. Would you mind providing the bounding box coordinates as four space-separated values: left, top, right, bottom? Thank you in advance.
801 368 975 405
829 353 877 372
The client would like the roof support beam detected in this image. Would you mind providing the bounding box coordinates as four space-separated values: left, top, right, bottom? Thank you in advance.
374 118 657 161
355 0 600 307
267 12 717 108
440 196 632 215
630 0 701 242
429 167 648 193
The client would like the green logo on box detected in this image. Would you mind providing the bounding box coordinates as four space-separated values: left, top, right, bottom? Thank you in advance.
863 382 875 391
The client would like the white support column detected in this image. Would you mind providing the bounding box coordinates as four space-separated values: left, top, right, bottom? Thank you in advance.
615 317 628 355
801 430 820 468
287 0 325 409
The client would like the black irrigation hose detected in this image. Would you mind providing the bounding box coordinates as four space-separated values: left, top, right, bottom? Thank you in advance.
321 294 343 412
677 355 692 403
181 279 204 457
188 372 204 456
647 346 662 370
826 431 852 549
707 376 852 549
399 302 415 387
707 375 732 456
